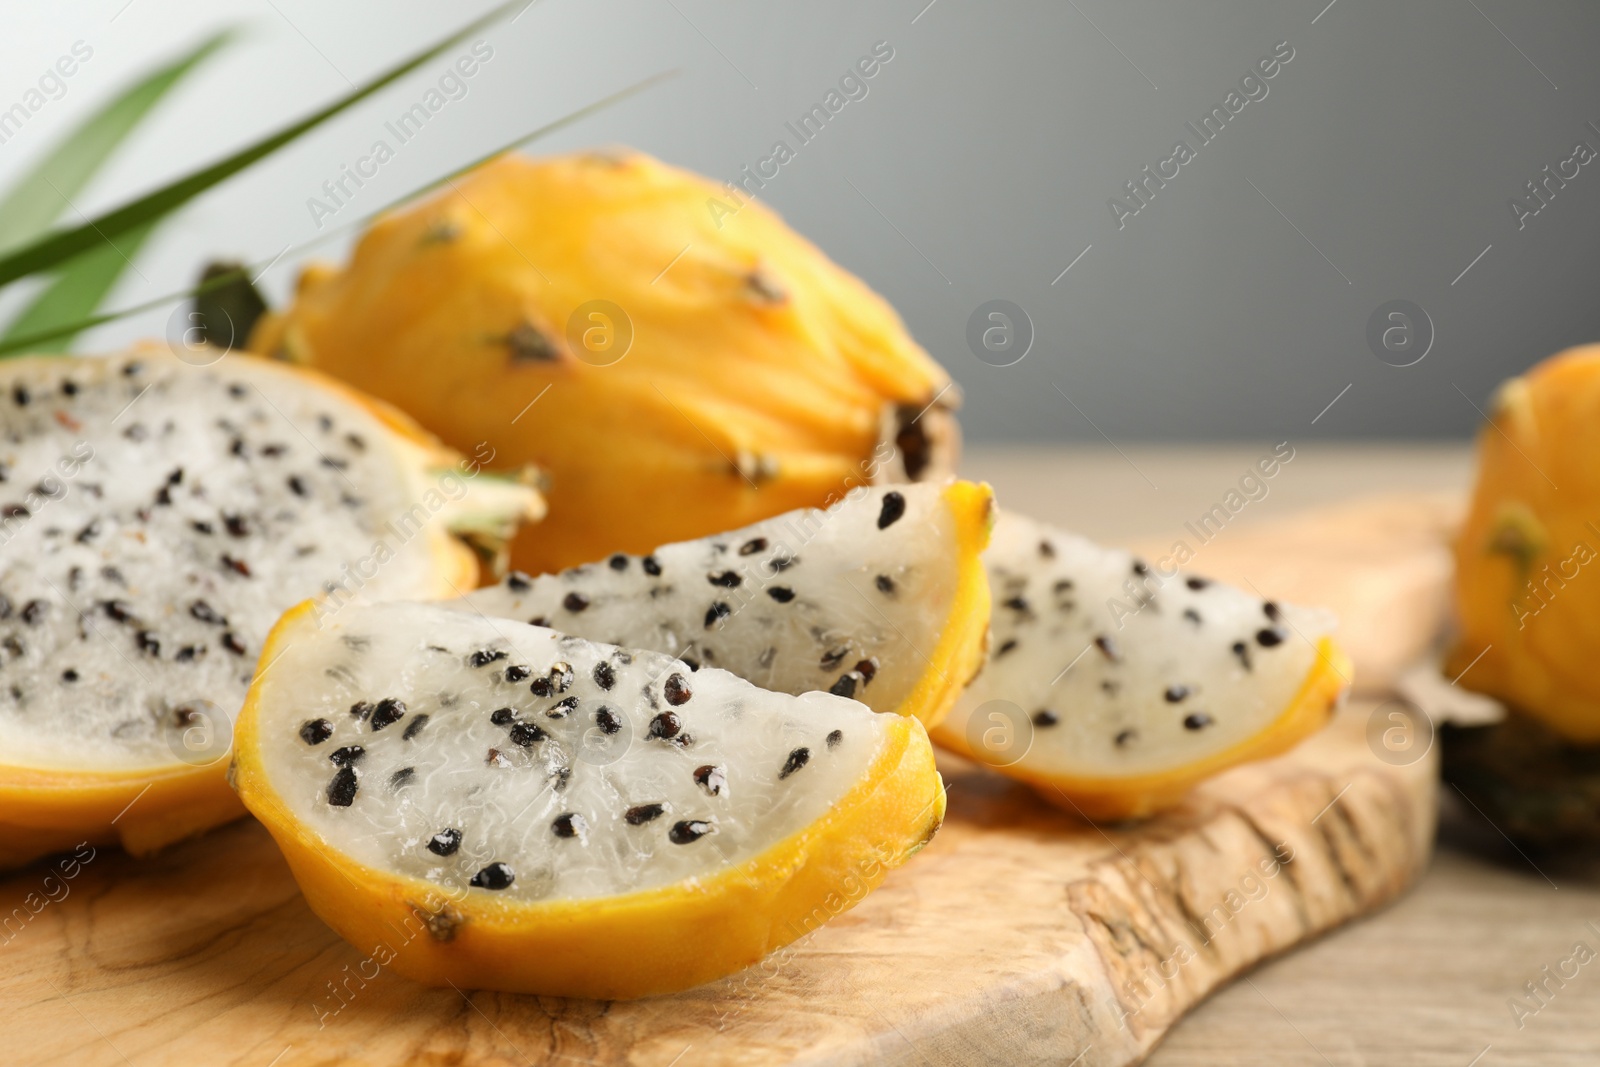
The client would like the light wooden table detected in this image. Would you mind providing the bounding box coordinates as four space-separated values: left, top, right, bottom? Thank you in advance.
968 444 1589 1067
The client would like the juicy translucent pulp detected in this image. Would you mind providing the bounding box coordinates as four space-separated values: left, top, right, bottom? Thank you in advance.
0 352 433 769
943 511 1335 777
457 484 958 714
254 602 888 900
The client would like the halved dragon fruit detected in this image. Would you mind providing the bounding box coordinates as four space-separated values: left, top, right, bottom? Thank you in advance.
231 598 944 998
454 481 994 726
0 349 542 867
932 511 1350 819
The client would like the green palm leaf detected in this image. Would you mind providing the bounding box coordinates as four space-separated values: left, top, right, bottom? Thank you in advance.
0 33 232 351
0 0 523 289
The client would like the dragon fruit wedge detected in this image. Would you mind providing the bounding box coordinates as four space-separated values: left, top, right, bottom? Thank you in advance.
455 481 994 728
230 598 945 998
932 510 1351 820
0 349 543 868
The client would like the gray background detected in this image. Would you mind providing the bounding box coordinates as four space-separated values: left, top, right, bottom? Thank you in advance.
4 0 1599 442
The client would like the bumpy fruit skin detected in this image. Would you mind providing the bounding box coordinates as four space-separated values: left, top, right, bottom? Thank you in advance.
233 601 947 999
0 354 543 869
939 639 1350 821
1447 345 1600 742
250 150 959 574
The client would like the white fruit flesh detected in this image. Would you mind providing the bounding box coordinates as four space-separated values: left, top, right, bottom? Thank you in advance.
940 511 1335 778
457 485 958 714
250 601 890 900
0 351 474 771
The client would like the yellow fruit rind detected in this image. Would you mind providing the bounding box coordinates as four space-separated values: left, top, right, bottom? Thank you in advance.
889 480 994 729
232 600 947 999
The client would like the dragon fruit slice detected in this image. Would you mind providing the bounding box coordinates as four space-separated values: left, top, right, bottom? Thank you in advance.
231 598 944 998
932 510 1350 820
453 481 994 727
0 349 542 867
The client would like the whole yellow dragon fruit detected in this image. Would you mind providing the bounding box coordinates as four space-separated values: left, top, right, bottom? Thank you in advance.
251 150 958 573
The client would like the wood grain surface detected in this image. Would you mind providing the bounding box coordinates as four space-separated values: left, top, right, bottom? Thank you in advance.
0 481 1452 1067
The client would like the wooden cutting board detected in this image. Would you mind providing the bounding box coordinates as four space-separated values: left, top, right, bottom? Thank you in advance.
0 495 1453 1067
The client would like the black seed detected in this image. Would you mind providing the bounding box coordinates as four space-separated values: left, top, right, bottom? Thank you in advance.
1115 728 1138 747
1184 712 1214 731
402 714 430 740
563 592 590 612
739 537 768 556
1183 608 1202 626
625 803 667 826
371 698 406 731
61 380 77 396
769 555 795 572
1102 680 1120 695
1094 635 1120 662
327 766 358 806
504 664 531 683
642 555 662 576
427 829 462 857
827 730 845 750
222 632 247 656
820 647 850 671
490 707 516 726
262 444 286 458
287 475 309 497
682 656 700 671
12 384 28 406
1132 560 1150 576
528 615 550 628
650 711 682 739
1263 601 1283 622
593 661 616 690
996 638 1019 657
767 586 795 603
301 720 335 746
470 649 507 668
1039 540 1056 559
61 669 78 683
18 599 45 626
1054 578 1074 593
510 721 547 746
545 696 577 719
854 658 879 684
1032 709 1060 727
135 630 160 657
595 706 622 735
470 862 515 890
1003 595 1030 612
223 513 249 537
1186 577 1211 591
878 491 906 529
708 570 743 589
221 554 251 577
191 520 214 535
189 599 226 626
1232 641 1252 670
349 701 373 721
779 747 811 779
389 767 416 789
694 765 725 796
552 812 587 840
663 672 692 706
0 504 28 519
704 601 731 627
830 672 860 699
506 571 532 591
1256 627 1287 648
123 361 143 376
101 599 134 623
875 574 897 595
669 819 715 844
329 745 366 766
175 645 202 663
75 519 100 543
1164 686 1190 703
528 662 573 697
